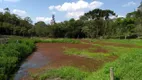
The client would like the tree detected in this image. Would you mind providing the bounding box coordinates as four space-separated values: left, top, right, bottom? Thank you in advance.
24 17 33 24
4 8 10 13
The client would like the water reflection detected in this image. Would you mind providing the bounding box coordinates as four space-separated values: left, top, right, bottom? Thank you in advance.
14 52 48 80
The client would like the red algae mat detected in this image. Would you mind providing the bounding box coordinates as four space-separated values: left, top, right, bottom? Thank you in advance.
17 42 116 80
29 43 113 72
18 40 142 80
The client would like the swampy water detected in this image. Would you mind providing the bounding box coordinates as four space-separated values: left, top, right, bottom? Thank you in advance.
14 42 115 80
14 51 48 80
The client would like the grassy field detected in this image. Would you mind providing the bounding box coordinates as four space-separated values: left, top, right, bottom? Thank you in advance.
1 37 142 80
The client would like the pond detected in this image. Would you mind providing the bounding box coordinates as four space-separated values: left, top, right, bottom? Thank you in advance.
14 51 48 80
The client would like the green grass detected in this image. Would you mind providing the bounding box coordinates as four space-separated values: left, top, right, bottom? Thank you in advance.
64 47 111 59
0 38 35 80
93 39 142 46
38 67 90 80
34 38 80 44
85 48 142 80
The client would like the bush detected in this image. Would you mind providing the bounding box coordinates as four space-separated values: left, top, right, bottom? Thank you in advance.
0 39 35 80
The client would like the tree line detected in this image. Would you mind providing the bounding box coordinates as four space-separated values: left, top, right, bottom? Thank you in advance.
0 8 142 39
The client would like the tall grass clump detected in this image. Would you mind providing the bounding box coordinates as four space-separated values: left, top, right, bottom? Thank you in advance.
0 39 35 80
39 67 89 80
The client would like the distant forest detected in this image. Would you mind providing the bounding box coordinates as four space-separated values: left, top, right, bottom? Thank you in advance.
0 7 142 39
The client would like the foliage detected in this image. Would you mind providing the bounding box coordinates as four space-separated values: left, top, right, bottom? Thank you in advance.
39 67 90 80
0 39 35 80
0 8 33 36
0 7 142 39
85 48 142 80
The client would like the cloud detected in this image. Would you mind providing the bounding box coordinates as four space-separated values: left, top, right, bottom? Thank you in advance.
0 8 27 18
0 8 4 12
66 11 85 20
52 11 56 14
12 9 27 17
56 20 61 23
4 0 20 2
118 15 125 18
49 0 103 11
49 0 103 19
36 17 52 23
122 1 136 7
110 15 125 19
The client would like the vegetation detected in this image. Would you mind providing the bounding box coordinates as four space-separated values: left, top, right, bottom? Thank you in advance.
64 48 111 59
35 39 142 80
38 67 89 80
35 38 80 44
0 39 35 79
0 7 142 39
0 2 142 80
99 39 142 46
85 48 142 80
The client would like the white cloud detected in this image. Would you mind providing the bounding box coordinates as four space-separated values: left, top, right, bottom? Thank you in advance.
110 15 125 19
52 11 56 14
88 1 104 9
0 8 27 17
49 0 103 11
49 6 54 10
0 8 4 12
118 15 125 18
36 17 52 23
56 20 61 23
109 16 116 19
12 9 27 17
122 1 136 7
66 11 84 20
4 0 20 2
49 0 103 20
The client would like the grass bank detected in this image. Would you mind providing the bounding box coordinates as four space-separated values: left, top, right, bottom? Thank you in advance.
85 48 142 80
0 38 35 80
34 38 80 44
37 67 89 80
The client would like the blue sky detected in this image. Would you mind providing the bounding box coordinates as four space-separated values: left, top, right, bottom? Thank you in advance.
0 0 141 24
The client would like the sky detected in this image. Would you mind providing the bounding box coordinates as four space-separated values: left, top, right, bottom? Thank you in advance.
0 0 141 24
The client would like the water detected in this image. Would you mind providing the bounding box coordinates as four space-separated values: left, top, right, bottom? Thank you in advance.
14 52 48 80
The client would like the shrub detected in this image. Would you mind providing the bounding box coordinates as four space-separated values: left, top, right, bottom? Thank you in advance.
0 39 35 80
